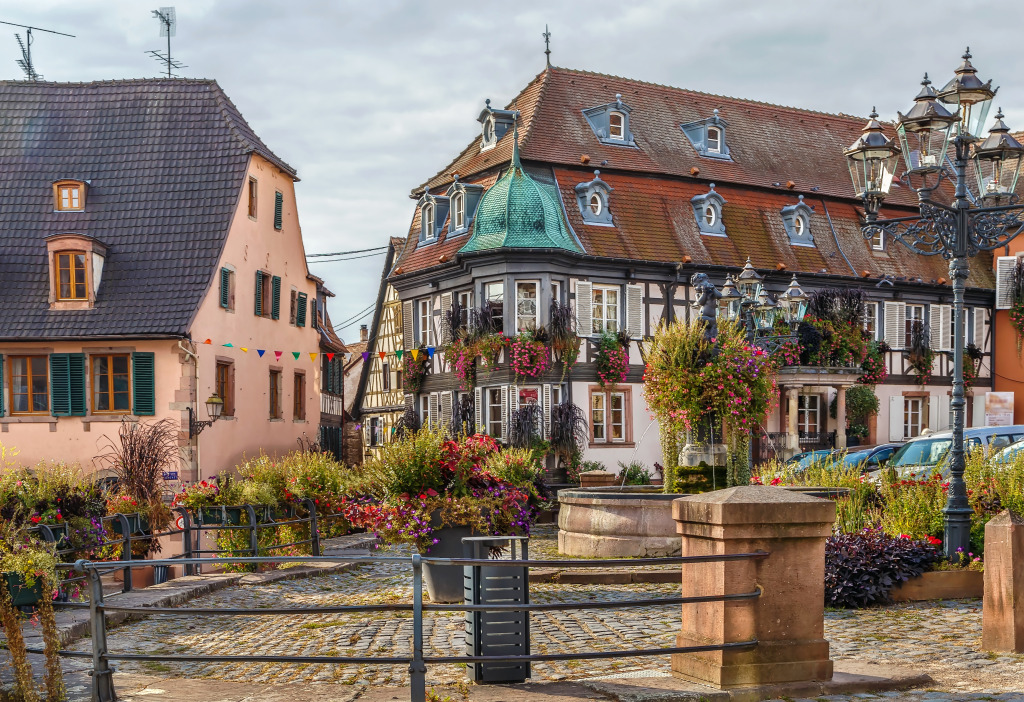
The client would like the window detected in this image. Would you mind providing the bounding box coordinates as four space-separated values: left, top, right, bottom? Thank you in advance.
905 304 925 347
369 417 382 447
487 387 503 438
904 397 923 439
420 395 430 428
382 361 391 391
10 356 49 414
483 119 494 144
589 193 603 216
55 182 83 211
706 126 722 154
290 289 298 325
396 368 403 391
485 281 504 334
219 268 234 311
255 271 279 319
863 302 878 340
691 185 727 235
797 395 819 436
458 290 473 329
55 251 87 300
871 230 884 250
608 111 625 140
793 214 806 237
452 192 465 230
418 299 432 345
551 281 562 306
592 285 619 334
91 354 130 413
248 178 258 218
516 281 539 333
422 203 435 241
703 204 717 228
293 372 305 420
269 370 282 419
215 361 235 417
591 388 629 444
274 191 283 230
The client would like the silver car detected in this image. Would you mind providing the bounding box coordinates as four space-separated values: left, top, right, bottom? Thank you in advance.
881 425 1024 478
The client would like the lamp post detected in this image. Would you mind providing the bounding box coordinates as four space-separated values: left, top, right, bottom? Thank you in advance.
843 48 1024 561
188 394 224 439
712 258 809 351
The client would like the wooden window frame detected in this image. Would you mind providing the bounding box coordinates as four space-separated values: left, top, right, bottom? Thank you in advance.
608 111 625 140
588 386 632 447
293 371 306 421
382 361 391 392
248 177 258 219
418 299 432 346
289 289 298 325
452 192 465 230
797 394 820 436
90 354 132 414
422 203 435 241
863 302 878 340
9 356 50 415
592 284 620 335
53 180 86 211
269 369 283 419
905 303 925 347
260 272 274 319
486 387 503 438
515 280 539 333
215 360 235 417
55 251 89 301
706 126 722 153
904 396 924 439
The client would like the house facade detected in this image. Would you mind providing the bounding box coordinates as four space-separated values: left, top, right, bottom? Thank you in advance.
381 66 996 473
0 80 322 486
314 279 348 461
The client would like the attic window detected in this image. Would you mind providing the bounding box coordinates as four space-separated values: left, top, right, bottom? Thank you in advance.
478 99 517 152
681 110 732 161
582 95 636 147
423 203 435 241
55 251 87 300
707 126 722 154
445 177 483 237
45 233 107 309
53 180 86 211
703 204 717 227
609 112 625 140
589 194 603 216
452 192 465 230
574 170 614 226
691 183 727 236
780 195 815 247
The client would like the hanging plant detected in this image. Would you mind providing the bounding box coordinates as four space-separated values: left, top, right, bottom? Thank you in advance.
858 341 889 386
594 330 628 387
905 320 934 387
403 348 431 393
962 343 983 391
476 333 508 368
508 334 550 380
450 339 477 390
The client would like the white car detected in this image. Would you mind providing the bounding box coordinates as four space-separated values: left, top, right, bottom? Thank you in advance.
876 425 1024 479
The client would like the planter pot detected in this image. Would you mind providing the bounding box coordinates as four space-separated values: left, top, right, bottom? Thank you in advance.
37 522 69 546
223 507 245 525
422 523 476 603
2 572 42 607
199 506 225 525
890 569 984 602
580 470 617 488
111 512 143 536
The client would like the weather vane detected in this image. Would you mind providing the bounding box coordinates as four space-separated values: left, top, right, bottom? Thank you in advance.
543 24 551 68
0 20 75 81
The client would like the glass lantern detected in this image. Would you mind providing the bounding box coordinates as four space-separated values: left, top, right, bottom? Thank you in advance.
896 75 958 181
937 48 996 140
752 288 778 331
717 276 742 322
777 275 808 327
735 258 763 302
205 394 224 420
973 109 1024 205
845 108 901 211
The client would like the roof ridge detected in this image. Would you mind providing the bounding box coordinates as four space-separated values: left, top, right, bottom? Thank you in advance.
209 83 298 177
548 65 872 124
516 67 551 153
0 77 219 87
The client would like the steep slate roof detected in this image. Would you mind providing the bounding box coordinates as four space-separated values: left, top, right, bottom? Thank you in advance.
0 79 295 340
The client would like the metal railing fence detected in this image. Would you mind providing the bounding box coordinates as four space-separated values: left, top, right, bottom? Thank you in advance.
27 550 767 702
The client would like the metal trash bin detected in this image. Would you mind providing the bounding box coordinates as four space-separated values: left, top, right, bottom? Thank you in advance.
153 565 170 585
462 535 530 683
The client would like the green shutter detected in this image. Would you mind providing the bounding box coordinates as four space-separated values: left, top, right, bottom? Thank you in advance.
50 354 70 416
220 268 231 309
274 192 283 231
296 293 307 327
271 276 281 320
0 354 5 417
68 353 86 416
255 270 263 316
132 352 156 416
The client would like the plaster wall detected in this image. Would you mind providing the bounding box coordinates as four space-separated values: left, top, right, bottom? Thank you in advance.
572 379 661 471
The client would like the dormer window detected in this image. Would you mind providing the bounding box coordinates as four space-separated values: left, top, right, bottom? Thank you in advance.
53 180 87 211
691 183 727 236
56 251 87 300
452 192 465 230
681 110 732 160
45 233 106 309
423 203 435 240
574 170 614 226
780 195 815 247
418 190 450 244
582 95 636 147
477 99 518 152
445 176 484 237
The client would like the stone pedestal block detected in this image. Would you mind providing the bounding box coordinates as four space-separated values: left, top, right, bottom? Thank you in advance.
580 470 617 488
671 485 835 689
983 510 1024 653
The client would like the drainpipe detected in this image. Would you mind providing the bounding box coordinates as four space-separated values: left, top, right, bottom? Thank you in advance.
177 339 201 482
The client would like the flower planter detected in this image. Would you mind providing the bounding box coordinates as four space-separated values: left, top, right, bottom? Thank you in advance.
580 470 617 488
37 522 69 546
422 523 476 603
111 512 143 536
889 569 984 602
272 503 297 520
2 572 42 607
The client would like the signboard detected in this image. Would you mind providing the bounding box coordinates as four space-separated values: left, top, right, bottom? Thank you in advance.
985 392 1015 426
174 514 185 531
162 471 179 481
519 388 539 405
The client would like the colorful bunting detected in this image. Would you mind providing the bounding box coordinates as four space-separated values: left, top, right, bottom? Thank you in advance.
309 353 318 363
396 349 404 361
240 347 248 353
292 352 300 360
427 346 435 358
223 343 233 348
326 353 335 362
257 350 266 357
362 351 370 362
378 351 386 360
411 349 419 361
203 339 212 344
275 351 283 361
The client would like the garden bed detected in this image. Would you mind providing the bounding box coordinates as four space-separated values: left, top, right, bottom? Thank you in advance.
890 569 984 602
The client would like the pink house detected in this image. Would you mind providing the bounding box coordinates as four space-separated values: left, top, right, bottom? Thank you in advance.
0 79 327 486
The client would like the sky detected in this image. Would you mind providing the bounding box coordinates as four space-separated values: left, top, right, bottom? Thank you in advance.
2 0 1022 340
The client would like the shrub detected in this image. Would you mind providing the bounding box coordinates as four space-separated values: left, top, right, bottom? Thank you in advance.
825 529 940 608
617 460 652 485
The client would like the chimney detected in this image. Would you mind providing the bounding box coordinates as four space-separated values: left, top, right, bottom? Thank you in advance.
359 324 368 342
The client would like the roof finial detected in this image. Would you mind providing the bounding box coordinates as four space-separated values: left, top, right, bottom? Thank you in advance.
543 25 551 68
512 115 522 170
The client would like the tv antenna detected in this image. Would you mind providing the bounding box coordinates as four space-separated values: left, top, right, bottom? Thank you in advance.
146 7 186 78
0 20 75 81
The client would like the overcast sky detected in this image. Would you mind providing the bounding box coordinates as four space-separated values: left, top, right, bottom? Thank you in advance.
2 0 1022 340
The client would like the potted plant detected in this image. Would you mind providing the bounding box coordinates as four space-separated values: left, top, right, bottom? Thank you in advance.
172 479 222 524
340 429 548 602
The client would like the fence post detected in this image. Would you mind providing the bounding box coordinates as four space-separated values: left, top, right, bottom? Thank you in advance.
245 504 259 559
177 507 194 577
410 553 426 702
115 513 133 592
306 499 321 557
84 563 117 702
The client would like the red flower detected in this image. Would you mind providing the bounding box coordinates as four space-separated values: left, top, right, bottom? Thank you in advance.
30 515 41 523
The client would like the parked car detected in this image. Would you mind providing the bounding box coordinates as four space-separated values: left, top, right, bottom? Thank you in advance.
840 443 903 472
881 425 1024 478
990 436 1024 465
785 449 834 471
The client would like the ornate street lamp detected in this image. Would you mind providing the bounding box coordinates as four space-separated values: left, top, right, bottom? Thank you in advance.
777 275 809 327
717 275 742 322
844 108 902 218
844 50 1024 561
735 257 764 301
188 394 224 438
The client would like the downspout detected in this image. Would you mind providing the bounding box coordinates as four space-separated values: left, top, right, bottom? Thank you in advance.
177 339 201 482
819 197 857 277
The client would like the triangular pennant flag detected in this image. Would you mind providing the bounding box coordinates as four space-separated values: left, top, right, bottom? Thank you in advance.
411 349 419 361
427 347 435 358
396 350 404 361
361 351 370 362
240 347 248 353
309 353 318 363
203 339 212 345
378 351 386 360
223 343 233 348
257 349 266 357
326 352 335 362
275 351 283 361
292 352 300 360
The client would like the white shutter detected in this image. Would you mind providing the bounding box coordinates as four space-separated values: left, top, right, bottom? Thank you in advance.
428 392 439 429
973 308 987 349
935 393 951 432
996 256 1016 310
474 387 483 433
889 395 904 441
927 394 938 432
542 384 552 439
440 392 453 429
500 386 509 442
575 281 593 338
439 292 453 345
404 393 414 410
929 304 951 352
626 283 644 339
402 301 415 350
883 302 905 349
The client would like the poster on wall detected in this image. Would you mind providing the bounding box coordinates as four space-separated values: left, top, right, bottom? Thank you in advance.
985 392 1015 426
519 387 539 405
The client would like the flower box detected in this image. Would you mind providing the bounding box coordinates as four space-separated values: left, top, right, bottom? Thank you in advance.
889 569 984 602
3 572 42 607
272 503 297 520
111 512 143 536
36 522 69 546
